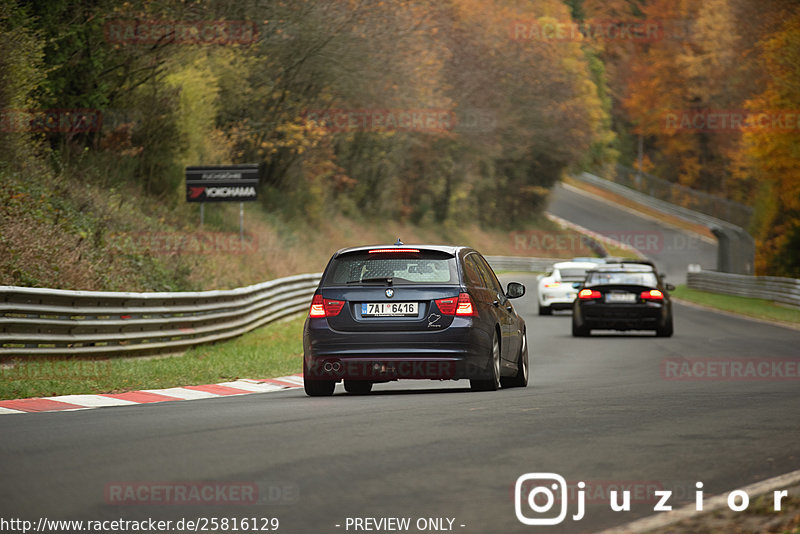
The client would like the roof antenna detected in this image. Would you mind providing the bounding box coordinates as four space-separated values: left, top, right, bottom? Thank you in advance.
394 238 403 246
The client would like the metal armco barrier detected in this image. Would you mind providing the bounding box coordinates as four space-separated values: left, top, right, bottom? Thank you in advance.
0 256 560 358
0 273 322 358
687 270 800 308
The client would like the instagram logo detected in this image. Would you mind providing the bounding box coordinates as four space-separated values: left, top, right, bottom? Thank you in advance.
515 473 584 525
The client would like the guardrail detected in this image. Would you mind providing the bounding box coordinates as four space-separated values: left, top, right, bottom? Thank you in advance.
687 269 800 308
0 273 322 358
614 164 753 228
0 256 561 359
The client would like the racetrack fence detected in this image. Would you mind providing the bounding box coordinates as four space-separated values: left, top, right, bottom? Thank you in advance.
0 257 561 359
687 269 800 309
0 273 322 358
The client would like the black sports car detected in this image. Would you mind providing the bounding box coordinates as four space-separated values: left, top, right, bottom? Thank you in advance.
572 263 675 337
302 244 528 396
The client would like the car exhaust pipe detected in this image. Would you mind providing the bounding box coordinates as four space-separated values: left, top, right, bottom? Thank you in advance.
322 360 342 373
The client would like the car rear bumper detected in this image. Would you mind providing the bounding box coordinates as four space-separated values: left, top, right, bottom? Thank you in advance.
303 317 494 381
578 304 665 330
539 292 577 308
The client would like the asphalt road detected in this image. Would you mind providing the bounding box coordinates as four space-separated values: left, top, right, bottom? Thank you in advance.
546 182 718 283
2 191 798 534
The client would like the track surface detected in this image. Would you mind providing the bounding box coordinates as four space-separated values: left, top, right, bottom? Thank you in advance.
2 187 798 533
546 182 718 283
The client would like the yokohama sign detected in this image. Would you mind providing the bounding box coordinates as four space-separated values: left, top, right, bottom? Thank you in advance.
185 165 259 202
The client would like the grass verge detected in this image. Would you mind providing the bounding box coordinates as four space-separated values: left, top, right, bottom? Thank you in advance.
672 285 800 326
0 315 305 401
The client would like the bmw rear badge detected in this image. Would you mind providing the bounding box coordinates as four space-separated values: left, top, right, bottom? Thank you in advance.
385 288 394 298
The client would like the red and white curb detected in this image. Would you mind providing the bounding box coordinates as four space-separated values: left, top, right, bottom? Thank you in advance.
0 374 304 415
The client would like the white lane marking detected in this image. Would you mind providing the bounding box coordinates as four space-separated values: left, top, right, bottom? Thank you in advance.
593 468 800 534
139 387 218 400
217 381 286 393
42 395 138 407
0 407 26 415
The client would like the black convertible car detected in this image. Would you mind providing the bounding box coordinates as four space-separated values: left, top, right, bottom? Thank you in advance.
572 263 675 337
303 243 528 396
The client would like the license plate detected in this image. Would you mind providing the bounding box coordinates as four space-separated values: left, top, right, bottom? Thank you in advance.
361 302 419 317
605 293 636 303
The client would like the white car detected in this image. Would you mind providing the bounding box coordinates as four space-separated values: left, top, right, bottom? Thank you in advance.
536 261 599 315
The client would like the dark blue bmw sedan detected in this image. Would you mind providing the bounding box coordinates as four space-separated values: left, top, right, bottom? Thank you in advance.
302 243 529 396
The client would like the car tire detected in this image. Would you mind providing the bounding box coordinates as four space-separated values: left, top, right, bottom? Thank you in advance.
344 380 373 395
501 332 528 388
538 304 552 316
471 331 500 392
656 316 674 337
572 316 590 337
304 378 335 397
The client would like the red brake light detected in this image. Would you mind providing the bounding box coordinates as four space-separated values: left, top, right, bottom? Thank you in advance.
641 289 664 300
578 289 602 299
435 296 458 315
309 294 326 317
324 298 345 316
455 292 477 316
368 248 420 254
309 294 345 317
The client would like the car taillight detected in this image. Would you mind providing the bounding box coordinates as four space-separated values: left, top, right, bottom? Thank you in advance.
309 294 326 317
324 299 345 315
456 292 477 316
543 282 561 288
640 289 664 300
368 248 420 254
435 296 458 315
309 294 345 317
578 289 602 299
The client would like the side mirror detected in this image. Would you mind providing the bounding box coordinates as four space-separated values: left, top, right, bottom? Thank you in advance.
666 283 676 292
572 282 583 289
506 282 526 299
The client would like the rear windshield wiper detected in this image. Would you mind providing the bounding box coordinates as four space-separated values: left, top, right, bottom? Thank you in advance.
347 277 393 284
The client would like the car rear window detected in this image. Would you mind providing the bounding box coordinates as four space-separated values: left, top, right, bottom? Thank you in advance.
586 271 658 287
559 268 589 280
324 251 459 285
